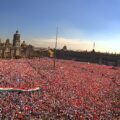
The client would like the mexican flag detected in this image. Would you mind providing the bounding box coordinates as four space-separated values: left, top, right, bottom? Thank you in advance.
0 87 40 92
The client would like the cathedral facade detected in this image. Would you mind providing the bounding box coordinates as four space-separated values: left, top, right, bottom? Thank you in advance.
0 30 33 58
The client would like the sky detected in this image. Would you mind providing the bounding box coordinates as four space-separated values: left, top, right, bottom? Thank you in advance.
0 0 120 53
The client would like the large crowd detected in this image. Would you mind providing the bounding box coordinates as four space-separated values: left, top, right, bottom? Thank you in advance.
0 58 119 119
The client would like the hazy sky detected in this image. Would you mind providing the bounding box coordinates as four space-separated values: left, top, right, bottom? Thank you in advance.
0 0 120 53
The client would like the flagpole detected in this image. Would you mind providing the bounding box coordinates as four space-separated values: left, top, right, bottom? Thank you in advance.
93 42 95 51
54 26 58 68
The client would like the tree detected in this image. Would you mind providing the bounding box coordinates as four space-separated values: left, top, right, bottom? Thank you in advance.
62 45 67 51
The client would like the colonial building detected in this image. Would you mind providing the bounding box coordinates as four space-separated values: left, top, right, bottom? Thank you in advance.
0 30 34 58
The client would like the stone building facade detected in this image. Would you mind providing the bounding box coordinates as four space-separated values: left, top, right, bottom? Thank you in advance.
0 30 34 58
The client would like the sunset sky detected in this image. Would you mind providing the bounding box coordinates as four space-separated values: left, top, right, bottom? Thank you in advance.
0 0 120 53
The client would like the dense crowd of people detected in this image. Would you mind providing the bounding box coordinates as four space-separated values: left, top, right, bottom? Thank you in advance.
0 58 119 119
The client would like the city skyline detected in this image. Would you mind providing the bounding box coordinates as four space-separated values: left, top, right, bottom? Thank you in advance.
0 0 120 53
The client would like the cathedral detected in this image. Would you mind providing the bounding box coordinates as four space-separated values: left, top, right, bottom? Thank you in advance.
0 30 34 58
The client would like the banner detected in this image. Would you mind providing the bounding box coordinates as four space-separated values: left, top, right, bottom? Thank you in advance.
0 87 40 92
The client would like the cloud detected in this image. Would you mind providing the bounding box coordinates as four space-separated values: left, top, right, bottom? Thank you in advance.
23 37 120 53
24 37 93 50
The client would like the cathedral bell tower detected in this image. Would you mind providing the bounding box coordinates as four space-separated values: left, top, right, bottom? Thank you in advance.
13 30 21 58
13 30 20 47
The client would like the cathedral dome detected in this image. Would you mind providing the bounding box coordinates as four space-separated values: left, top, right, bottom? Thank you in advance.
16 30 19 34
